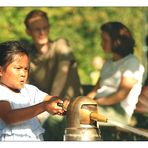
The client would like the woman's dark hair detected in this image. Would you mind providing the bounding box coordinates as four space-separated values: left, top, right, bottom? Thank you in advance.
0 40 29 69
24 9 49 29
100 21 135 57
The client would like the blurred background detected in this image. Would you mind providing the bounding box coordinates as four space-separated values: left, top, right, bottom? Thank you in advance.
0 7 147 85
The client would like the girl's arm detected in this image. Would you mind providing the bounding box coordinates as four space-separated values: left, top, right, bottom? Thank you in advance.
0 96 64 125
96 76 137 105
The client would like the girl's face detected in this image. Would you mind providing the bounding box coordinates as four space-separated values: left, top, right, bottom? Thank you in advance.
0 54 29 91
101 31 112 53
27 16 49 46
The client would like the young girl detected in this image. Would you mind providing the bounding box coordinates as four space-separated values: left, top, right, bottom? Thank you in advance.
0 40 64 141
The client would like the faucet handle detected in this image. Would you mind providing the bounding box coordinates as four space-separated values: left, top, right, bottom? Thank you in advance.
57 102 64 107
57 102 67 115
63 97 70 111
57 97 70 115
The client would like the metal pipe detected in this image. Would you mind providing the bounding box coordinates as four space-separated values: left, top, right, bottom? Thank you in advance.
107 119 148 138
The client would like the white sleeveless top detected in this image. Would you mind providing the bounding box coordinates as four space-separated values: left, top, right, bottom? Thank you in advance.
0 84 48 141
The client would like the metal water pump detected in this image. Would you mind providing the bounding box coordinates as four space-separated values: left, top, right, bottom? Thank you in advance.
63 96 107 141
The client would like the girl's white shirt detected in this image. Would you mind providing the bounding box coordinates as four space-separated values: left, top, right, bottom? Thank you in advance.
96 54 145 117
0 84 48 141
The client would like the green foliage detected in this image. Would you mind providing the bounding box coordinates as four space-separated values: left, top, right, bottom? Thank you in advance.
0 7 147 84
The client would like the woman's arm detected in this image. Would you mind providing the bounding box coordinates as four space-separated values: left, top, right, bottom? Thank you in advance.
87 78 101 99
96 76 137 105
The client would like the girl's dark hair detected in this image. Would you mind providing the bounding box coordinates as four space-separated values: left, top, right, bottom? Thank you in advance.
24 9 49 29
0 40 29 69
100 21 135 57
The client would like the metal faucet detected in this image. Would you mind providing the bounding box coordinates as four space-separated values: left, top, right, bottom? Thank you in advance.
63 96 107 141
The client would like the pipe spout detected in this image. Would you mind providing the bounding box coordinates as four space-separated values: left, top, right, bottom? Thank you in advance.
90 112 108 123
66 96 107 128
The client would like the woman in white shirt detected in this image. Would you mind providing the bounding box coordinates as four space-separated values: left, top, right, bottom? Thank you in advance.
87 21 144 125
0 41 64 141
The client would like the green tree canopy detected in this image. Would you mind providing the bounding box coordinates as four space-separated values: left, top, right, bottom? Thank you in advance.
0 7 147 84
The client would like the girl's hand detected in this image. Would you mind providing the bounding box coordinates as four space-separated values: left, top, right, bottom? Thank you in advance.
44 96 64 115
